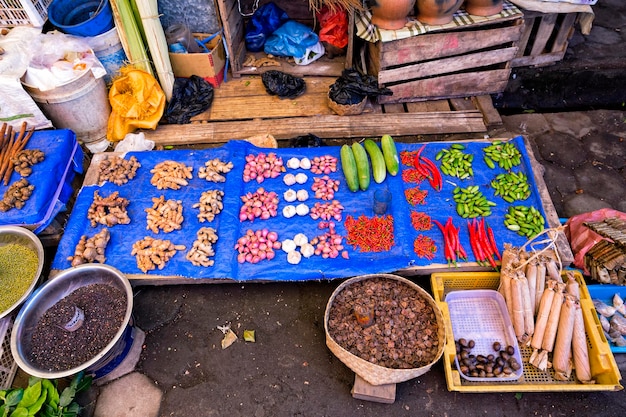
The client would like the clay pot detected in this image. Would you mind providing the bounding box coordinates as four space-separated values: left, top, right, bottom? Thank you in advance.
370 0 416 30
416 0 464 25
464 0 503 16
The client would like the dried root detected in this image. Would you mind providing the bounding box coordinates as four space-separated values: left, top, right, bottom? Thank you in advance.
243 54 280 67
192 190 224 222
145 195 184 233
131 236 186 273
98 155 141 185
87 190 131 227
150 160 193 190
198 158 233 182
67 228 110 266
186 227 218 267
0 178 34 211
12 149 44 177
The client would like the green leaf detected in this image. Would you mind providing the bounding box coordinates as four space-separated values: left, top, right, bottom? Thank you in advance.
41 381 59 410
26 389 46 416
0 404 10 417
40 403 56 417
17 381 41 408
5 391 23 408
514 392 523 400
58 387 75 409
74 375 92 394
8 406 28 417
61 402 80 417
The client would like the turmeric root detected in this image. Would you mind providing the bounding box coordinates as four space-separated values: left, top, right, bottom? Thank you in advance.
145 195 184 233
87 190 131 227
150 160 193 190
67 228 110 266
131 236 186 273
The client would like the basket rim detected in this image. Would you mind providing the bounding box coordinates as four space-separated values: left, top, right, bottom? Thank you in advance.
324 273 446 385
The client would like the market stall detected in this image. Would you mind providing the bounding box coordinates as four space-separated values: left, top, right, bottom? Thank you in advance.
51 135 568 284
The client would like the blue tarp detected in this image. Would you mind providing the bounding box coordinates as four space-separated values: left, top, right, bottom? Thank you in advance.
0 129 83 233
51 136 547 281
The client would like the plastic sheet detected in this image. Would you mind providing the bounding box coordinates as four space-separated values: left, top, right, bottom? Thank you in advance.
0 129 83 233
261 70 306 99
244 2 289 52
51 136 547 281
164 76 214 124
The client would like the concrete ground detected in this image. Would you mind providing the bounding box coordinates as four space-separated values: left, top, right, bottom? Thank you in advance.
15 0 626 416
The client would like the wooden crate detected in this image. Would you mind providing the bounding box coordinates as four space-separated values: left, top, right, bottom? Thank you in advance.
215 0 353 78
511 10 578 68
367 13 524 103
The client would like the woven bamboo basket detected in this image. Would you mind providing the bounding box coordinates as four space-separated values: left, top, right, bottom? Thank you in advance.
324 273 446 386
327 92 367 116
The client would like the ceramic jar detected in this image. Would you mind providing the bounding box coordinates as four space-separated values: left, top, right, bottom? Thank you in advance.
464 0 504 16
370 0 416 30
416 0 464 25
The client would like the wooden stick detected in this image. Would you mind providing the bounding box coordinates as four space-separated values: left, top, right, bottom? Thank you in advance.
1 122 30 185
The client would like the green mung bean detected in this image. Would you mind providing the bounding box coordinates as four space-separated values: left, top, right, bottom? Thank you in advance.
0 244 39 313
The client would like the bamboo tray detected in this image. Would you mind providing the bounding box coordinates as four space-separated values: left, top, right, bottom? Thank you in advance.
431 271 623 392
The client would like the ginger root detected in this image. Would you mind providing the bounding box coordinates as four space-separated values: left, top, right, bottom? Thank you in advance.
150 160 193 190
12 149 44 177
186 227 218 267
67 228 110 266
198 158 233 183
87 190 131 227
0 178 34 212
131 236 186 273
145 195 184 233
192 189 224 222
98 155 141 185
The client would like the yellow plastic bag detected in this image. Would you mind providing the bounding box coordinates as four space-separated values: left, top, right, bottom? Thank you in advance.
107 67 166 142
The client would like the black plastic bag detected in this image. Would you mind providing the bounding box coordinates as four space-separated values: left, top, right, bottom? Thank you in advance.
329 68 393 105
290 133 326 147
245 2 289 52
164 76 214 124
261 70 306 99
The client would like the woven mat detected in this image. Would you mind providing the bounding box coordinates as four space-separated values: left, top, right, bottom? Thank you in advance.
356 0 523 43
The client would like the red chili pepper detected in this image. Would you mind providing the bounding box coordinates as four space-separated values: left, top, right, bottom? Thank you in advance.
433 219 455 266
456 225 468 260
419 156 442 191
486 223 501 260
468 219 485 266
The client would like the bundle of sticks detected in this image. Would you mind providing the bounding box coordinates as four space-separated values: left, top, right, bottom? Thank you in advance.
499 243 594 384
583 218 626 285
0 122 35 186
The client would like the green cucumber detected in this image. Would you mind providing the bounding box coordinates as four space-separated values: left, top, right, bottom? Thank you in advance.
363 139 386 184
340 144 359 192
380 134 399 176
351 142 370 191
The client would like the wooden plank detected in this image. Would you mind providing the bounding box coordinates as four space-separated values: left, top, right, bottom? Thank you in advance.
382 103 405 114
552 12 577 53
449 97 477 111
143 111 487 146
511 51 569 68
379 24 523 67
407 100 451 112
472 95 502 127
352 374 396 404
379 69 511 103
515 16 536 59
379 47 518 84
530 13 557 57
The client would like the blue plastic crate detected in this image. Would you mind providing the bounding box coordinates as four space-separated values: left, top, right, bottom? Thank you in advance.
588 284 626 354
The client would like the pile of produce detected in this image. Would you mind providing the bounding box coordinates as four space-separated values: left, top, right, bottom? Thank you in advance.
498 244 593 383
327 276 441 369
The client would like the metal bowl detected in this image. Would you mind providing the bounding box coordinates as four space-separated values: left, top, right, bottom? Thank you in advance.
11 263 133 379
0 226 45 320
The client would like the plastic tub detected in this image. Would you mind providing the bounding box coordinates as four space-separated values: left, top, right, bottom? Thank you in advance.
445 289 523 382
47 0 114 37
86 27 127 84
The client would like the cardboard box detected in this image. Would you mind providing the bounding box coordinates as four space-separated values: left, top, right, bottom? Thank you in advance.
168 33 226 87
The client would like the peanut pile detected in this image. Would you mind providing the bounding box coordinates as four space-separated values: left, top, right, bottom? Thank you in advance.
0 178 34 212
328 277 441 369
12 149 44 177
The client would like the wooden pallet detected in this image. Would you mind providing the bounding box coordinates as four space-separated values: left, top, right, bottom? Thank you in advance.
511 10 578 68
143 76 497 147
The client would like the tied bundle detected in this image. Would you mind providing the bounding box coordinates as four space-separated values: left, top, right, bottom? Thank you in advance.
498 227 594 384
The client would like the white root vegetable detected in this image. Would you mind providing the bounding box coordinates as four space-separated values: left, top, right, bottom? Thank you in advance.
552 295 577 381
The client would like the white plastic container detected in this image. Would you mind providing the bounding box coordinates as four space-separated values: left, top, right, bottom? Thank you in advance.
445 289 523 382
